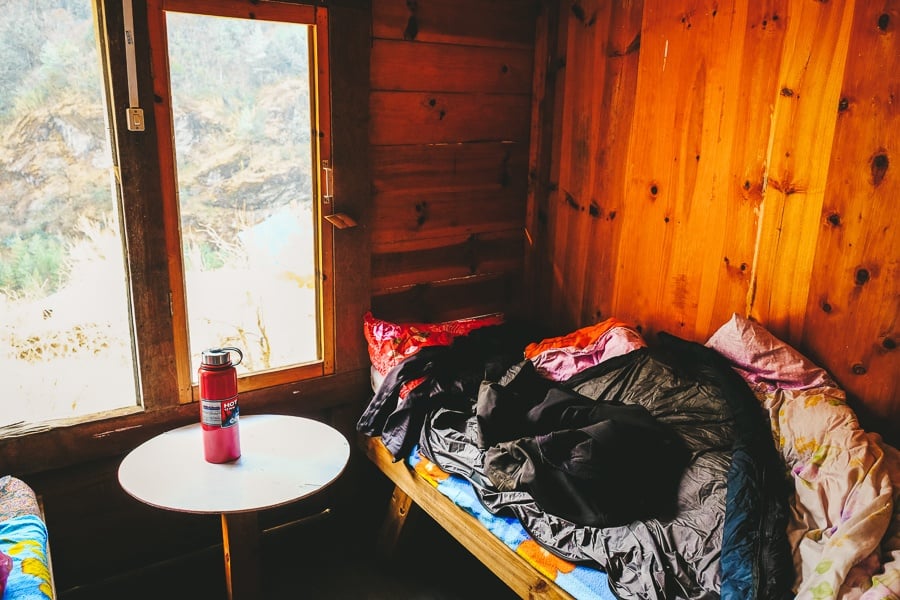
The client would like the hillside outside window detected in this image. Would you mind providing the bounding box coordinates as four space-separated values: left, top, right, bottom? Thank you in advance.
0 0 334 431
150 0 334 400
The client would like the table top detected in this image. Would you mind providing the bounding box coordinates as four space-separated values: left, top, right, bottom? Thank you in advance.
118 414 350 515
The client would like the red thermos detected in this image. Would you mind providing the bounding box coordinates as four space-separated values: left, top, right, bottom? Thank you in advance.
199 347 242 463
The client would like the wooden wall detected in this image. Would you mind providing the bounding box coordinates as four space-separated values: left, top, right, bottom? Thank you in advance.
368 0 538 323
528 0 899 441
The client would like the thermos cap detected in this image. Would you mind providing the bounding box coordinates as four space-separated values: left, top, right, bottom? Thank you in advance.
201 347 243 367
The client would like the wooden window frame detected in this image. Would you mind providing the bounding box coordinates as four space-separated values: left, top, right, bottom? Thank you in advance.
146 0 335 405
0 0 371 475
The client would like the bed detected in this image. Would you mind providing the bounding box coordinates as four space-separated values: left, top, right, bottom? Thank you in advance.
0 476 55 599
357 312 900 600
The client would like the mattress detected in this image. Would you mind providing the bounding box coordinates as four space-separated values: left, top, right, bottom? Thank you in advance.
407 445 616 600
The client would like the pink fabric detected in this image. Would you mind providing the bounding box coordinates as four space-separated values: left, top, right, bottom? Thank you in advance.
707 313 900 600
705 313 833 391
529 326 646 382
0 550 11 595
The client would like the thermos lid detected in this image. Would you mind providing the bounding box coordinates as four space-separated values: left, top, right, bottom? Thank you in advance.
201 347 242 367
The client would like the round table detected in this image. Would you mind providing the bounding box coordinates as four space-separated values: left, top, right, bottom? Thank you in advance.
118 414 350 599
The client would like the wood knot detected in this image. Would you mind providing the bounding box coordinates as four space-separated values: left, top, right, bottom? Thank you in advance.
415 201 428 227
851 363 867 375
838 97 850 112
827 213 841 226
871 152 888 186
855 268 870 285
403 15 418 40
883 337 897 350
650 184 659 196
821 301 832 313
780 87 794 97
589 202 600 218
877 13 890 32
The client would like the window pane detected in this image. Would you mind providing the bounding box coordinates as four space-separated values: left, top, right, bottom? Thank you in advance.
0 0 137 428
165 13 319 380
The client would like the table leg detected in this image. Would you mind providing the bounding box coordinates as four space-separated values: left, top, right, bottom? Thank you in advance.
221 512 261 600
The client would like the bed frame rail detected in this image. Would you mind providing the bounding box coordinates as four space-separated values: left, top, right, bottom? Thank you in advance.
362 435 574 600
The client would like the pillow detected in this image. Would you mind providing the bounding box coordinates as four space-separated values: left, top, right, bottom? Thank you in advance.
525 318 647 382
364 311 504 378
704 313 834 391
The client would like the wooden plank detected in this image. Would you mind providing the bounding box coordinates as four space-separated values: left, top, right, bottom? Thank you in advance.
370 273 520 324
372 0 537 49
371 40 533 94
524 0 562 321
706 1 789 332
607 0 786 341
801 0 899 439
372 230 524 292
546 0 608 332
371 187 525 246
330 2 373 374
363 436 574 600
1 368 370 476
370 91 532 145
375 485 416 561
373 142 528 196
749 0 856 340
221 512 260 600
577 0 643 328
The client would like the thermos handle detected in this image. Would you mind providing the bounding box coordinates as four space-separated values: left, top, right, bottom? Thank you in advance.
222 346 243 366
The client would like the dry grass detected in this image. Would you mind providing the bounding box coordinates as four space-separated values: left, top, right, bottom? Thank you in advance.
1 206 318 428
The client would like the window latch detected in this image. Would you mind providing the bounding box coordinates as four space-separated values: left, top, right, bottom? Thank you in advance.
123 0 144 131
321 160 333 204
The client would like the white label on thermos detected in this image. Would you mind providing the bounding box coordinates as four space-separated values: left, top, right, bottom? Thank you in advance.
201 396 239 428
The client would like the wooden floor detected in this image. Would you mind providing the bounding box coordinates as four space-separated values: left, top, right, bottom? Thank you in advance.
58 477 520 600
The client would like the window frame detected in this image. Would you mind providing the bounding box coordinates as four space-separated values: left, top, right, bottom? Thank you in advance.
145 0 335 405
0 0 370 475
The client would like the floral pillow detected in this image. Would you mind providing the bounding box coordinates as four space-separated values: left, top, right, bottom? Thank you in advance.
364 311 504 378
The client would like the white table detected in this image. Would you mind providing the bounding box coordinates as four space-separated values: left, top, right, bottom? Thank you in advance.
118 414 350 600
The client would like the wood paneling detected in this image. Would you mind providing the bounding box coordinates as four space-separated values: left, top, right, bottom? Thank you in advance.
750 0 855 339
370 91 532 145
371 273 518 324
330 2 373 374
368 0 535 323
372 141 528 197
371 40 533 94
372 230 523 292
372 0 537 48
801 0 899 426
531 0 899 441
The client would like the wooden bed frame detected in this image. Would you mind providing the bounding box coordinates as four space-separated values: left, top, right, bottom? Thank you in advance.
362 435 574 600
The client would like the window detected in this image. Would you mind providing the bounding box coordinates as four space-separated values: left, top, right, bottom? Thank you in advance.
0 0 335 430
149 0 334 401
0 0 138 428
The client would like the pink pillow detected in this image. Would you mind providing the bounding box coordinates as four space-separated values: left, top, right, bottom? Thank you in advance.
528 321 646 382
705 313 833 391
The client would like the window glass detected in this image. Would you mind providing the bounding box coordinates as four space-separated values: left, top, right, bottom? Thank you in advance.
0 0 137 428
164 12 320 380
